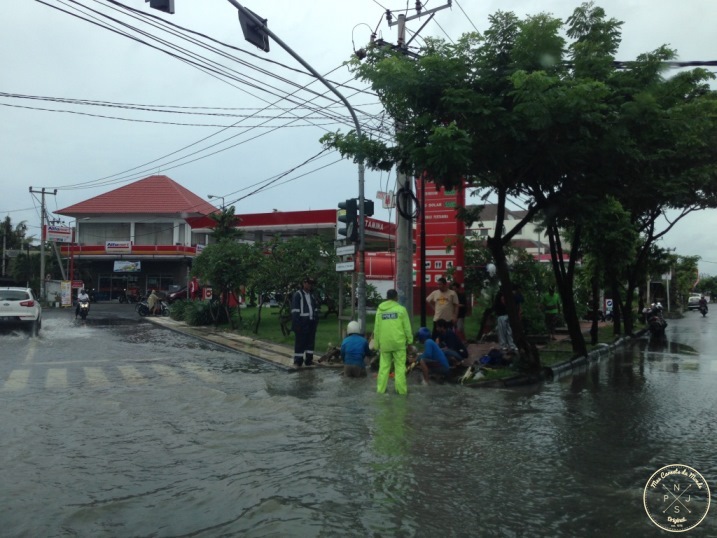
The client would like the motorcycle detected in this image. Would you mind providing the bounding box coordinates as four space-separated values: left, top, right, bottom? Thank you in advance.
643 303 667 336
699 303 708 317
78 299 90 320
136 298 169 317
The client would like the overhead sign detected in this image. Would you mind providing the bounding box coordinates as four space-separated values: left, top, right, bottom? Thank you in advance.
336 261 355 272
106 241 132 254
336 245 356 256
45 225 72 243
113 260 141 273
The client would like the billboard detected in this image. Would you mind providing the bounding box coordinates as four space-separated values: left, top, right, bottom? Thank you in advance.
113 260 141 273
414 178 466 285
45 225 73 243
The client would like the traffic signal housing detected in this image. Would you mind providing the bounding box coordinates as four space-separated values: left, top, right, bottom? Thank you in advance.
338 199 358 242
363 199 374 217
146 0 175 14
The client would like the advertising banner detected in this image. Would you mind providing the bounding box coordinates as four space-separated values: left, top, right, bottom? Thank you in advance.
113 260 141 273
106 241 132 254
45 225 73 243
61 280 72 307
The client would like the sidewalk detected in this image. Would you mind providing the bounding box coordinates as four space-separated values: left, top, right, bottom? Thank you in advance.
146 315 596 373
145 316 340 371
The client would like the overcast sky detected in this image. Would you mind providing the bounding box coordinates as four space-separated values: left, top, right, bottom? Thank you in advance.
2 1 716 274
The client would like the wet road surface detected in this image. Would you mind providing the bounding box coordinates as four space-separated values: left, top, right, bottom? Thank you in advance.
1 306 715 536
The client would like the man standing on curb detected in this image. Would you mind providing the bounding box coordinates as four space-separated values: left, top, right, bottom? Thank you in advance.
426 277 459 339
291 277 319 367
374 289 413 395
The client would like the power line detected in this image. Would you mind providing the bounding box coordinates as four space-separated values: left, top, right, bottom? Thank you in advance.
453 0 478 33
35 0 392 192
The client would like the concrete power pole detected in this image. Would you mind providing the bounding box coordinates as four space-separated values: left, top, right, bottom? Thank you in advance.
29 187 57 300
388 3 453 315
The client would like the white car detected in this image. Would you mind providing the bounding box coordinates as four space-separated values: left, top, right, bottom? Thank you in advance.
0 287 42 335
687 294 703 311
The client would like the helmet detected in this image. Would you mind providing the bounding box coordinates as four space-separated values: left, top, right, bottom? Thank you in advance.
416 327 431 342
347 321 361 335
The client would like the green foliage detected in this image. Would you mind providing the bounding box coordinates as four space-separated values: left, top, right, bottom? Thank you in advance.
208 206 242 242
169 299 190 321
183 301 216 327
1 216 30 250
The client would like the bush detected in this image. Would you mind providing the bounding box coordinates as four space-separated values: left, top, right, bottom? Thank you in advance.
169 299 190 321
184 301 215 326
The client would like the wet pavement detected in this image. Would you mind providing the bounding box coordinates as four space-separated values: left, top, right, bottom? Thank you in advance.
1 305 715 536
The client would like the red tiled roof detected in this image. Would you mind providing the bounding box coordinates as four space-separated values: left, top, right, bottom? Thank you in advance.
56 175 218 217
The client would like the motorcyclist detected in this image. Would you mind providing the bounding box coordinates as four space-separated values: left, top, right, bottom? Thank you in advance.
699 295 708 313
147 289 161 316
75 288 90 318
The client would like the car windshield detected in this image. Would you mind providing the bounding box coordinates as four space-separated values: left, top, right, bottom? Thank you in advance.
0 290 30 301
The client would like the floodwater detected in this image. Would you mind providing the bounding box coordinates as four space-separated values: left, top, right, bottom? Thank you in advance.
1 310 716 537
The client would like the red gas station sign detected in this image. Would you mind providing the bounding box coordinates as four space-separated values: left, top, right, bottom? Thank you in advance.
414 179 466 286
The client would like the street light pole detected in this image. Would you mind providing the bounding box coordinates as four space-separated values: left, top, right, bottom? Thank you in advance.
229 1 368 331
208 194 226 210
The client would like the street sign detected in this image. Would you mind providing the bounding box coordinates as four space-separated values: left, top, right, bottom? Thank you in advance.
336 245 356 256
336 261 355 272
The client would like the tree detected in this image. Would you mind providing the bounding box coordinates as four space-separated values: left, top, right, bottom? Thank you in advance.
324 2 717 362
245 236 338 335
192 240 255 329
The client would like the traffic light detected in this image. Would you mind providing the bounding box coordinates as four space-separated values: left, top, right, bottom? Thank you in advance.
146 0 175 14
238 7 270 52
338 199 358 242
363 199 375 217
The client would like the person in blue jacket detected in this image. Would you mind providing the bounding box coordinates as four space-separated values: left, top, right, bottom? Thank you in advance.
413 327 451 384
340 321 371 378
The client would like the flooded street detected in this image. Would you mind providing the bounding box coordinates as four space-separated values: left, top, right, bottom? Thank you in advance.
1 308 716 536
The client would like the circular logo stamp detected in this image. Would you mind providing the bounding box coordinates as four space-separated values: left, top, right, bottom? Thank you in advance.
644 464 711 532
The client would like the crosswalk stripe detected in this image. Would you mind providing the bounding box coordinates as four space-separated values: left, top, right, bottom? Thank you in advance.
83 367 110 386
117 365 148 384
1 361 222 391
46 368 68 389
150 364 183 384
181 362 222 383
2 369 30 391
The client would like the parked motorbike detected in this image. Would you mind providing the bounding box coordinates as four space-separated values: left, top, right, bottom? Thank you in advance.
136 299 169 317
643 303 667 336
78 299 90 320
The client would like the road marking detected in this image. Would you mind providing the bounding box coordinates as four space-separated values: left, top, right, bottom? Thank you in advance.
116 365 148 384
2 369 31 391
180 362 222 384
46 368 68 389
83 367 110 386
150 364 183 384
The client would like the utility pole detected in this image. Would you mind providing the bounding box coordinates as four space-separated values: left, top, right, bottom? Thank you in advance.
385 2 453 318
29 187 57 300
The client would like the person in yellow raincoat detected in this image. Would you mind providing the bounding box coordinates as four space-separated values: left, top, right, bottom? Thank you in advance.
374 289 413 395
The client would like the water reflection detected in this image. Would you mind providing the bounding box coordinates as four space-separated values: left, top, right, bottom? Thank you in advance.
3 314 717 536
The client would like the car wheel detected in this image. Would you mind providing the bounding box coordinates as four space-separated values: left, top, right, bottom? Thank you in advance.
27 319 40 337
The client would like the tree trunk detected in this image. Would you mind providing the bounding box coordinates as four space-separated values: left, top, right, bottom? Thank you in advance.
548 224 587 357
487 237 541 372
589 273 600 346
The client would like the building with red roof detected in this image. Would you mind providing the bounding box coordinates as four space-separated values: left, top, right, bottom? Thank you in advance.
55 175 398 300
